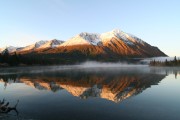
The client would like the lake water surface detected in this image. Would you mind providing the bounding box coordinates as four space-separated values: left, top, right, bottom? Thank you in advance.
0 65 180 120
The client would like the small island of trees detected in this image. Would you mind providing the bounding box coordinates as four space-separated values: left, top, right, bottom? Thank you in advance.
150 56 180 66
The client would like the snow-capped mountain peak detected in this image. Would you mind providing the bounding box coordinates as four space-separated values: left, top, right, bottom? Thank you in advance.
1 46 19 54
0 39 64 53
60 29 147 47
17 40 48 52
38 39 64 49
60 32 102 46
110 29 123 35
78 32 101 45
50 39 64 47
100 29 146 46
101 29 134 45
34 40 48 48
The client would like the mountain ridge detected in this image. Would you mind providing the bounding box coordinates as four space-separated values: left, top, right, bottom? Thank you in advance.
0 29 167 64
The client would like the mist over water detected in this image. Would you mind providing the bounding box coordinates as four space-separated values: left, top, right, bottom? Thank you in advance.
79 61 148 68
0 61 152 76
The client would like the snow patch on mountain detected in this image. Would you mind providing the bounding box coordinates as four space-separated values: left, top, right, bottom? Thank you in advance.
34 40 48 48
101 29 147 46
101 29 132 45
111 29 134 45
1 46 19 53
6 46 18 53
128 33 145 44
60 32 102 46
18 40 48 51
51 39 64 48
38 39 64 49
78 32 101 45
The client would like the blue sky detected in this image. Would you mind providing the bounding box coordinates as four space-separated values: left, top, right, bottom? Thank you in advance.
0 0 180 56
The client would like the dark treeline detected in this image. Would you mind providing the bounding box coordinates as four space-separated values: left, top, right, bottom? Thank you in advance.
0 49 21 66
150 56 180 66
0 49 139 66
0 48 147 67
0 49 88 66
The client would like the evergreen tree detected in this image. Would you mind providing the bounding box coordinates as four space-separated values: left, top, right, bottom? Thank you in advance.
153 59 156 66
174 56 177 65
2 48 10 63
165 59 168 66
9 52 20 66
0 53 2 63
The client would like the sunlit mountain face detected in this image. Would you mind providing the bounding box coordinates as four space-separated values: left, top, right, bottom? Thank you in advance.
1 29 166 57
0 69 167 103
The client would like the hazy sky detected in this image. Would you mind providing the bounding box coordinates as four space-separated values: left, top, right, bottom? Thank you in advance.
0 0 180 56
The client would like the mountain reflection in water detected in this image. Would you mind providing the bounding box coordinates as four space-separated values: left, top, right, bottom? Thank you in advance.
0 67 175 103
0 66 180 120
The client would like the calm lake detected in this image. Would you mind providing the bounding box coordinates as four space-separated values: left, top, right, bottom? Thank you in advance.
0 65 180 120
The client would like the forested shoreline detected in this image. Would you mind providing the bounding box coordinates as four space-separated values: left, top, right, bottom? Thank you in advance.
150 56 180 67
0 48 140 67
